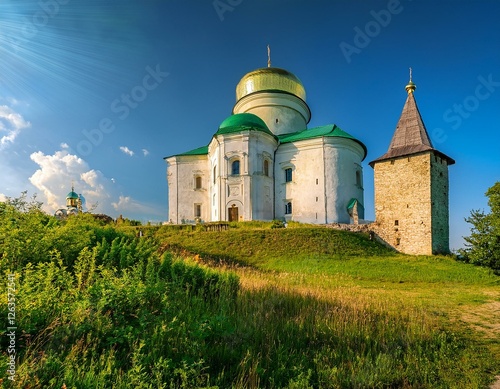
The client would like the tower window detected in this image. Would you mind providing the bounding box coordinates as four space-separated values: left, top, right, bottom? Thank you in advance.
390 160 395 165
285 201 292 215
195 176 202 189
395 220 399 226
316 178 319 185
264 159 269 176
285 168 293 183
356 171 362 187
194 204 201 218
231 160 240 175
275 118 279 123
213 166 217 184
396 238 401 246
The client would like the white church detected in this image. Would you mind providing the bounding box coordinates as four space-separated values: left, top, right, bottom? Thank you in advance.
165 62 367 224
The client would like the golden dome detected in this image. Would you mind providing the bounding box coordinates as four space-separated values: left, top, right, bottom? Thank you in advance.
236 67 306 102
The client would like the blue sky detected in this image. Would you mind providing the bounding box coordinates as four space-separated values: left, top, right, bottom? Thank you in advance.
0 0 498 249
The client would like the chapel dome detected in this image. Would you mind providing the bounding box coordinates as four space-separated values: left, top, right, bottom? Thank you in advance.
215 112 274 137
66 191 78 199
235 67 306 102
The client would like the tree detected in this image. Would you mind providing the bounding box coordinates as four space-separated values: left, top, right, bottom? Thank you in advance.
459 182 500 272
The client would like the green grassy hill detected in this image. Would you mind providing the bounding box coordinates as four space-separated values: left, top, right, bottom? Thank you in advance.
152 223 500 387
3 212 499 388
156 224 393 263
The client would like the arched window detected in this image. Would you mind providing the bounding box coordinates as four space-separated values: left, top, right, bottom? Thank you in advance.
231 160 240 175
195 176 202 189
285 201 292 215
264 159 269 176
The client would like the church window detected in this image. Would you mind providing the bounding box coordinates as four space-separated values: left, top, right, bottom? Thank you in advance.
275 118 279 123
264 159 269 176
396 238 401 245
231 160 240 175
194 204 201 218
316 178 318 185
285 201 292 215
195 176 202 189
285 168 292 183
390 160 395 165
395 220 399 226
213 166 217 184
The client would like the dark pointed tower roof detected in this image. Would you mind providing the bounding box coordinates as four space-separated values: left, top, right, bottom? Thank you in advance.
369 73 455 167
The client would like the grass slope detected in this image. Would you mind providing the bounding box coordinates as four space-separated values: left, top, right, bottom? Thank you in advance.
153 223 500 387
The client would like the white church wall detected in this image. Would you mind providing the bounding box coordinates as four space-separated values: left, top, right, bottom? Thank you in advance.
166 155 209 224
215 132 249 222
214 131 278 222
323 138 365 223
248 133 277 220
275 139 327 223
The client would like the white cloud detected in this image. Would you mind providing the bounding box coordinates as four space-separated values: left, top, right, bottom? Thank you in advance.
119 146 134 156
0 105 31 149
29 148 112 213
60 142 69 149
142 148 149 156
28 147 163 220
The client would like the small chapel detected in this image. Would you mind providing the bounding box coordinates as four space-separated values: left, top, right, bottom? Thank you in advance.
164 56 454 255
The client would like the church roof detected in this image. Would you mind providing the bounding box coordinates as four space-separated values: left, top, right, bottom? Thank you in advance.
369 79 455 167
168 145 209 157
278 124 367 160
66 191 78 199
215 113 275 137
236 67 306 102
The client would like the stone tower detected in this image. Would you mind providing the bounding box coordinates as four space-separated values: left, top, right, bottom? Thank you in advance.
369 75 455 255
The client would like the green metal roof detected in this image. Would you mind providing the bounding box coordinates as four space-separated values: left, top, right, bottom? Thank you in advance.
164 145 209 159
215 113 275 137
278 124 367 160
66 191 79 199
175 145 208 157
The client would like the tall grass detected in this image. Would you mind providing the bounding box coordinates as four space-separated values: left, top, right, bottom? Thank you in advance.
1 218 499 387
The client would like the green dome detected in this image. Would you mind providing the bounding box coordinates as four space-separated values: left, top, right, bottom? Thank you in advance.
215 113 275 137
66 191 78 199
236 67 306 102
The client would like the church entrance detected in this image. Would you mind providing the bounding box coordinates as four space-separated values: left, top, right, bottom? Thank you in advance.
228 205 238 222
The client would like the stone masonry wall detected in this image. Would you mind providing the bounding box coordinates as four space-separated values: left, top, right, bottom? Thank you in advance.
430 155 450 254
373 153 435 255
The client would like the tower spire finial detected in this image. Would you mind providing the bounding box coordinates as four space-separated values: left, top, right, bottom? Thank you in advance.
405 67 416 94
267 44 271 68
